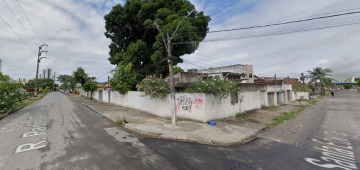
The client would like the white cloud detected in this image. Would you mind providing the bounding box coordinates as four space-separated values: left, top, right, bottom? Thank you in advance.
0 0 359 83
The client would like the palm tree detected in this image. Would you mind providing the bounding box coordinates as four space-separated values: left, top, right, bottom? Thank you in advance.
307 67 334 95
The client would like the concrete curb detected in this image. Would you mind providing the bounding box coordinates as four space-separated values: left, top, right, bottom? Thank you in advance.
67 94 263 146
121 124 263 146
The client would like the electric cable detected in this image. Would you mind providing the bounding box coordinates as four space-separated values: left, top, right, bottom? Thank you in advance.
15 0 42 44
208 14 360 41
173 9 360 35
3 0 39 46
173 17 360 44
0 15 36 54
210 0 241 17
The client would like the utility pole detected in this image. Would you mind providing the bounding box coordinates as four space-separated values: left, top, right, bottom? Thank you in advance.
153 9 196 126
167 32 176 126
301 72 305 86
108 76 109 88
34 44 48 97
287 76 290 84
53 72 56 91
274 74 276 85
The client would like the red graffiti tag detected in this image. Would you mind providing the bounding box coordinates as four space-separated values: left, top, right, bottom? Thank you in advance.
195 105 201 110
194 98 203 105
176 105 181 111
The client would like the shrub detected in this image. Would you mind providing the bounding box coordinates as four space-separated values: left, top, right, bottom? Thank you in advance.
185 87 195 93
194 75 238 99
136 74 170 99
292 84 310 92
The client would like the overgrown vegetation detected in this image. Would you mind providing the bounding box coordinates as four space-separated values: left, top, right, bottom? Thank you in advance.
235 112 249 118
307 99 319 104
0 73 27 114
292 84 310 92
194 75 238 99
267 106 306 129
136 74 170 99
185 87 194 93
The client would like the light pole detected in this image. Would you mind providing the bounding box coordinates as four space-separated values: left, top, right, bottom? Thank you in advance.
154 9 196 126
53 72 56 91
34 44 48 97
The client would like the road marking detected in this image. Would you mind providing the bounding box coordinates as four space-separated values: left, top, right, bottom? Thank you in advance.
305 130 358 170
14 113 50 154
15 140 46 153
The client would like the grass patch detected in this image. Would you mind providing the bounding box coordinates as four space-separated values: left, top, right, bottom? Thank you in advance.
269 105 277 108
307 99 319 104
15 102 26 106
27 98 39 102
267 106 306 129
236 112 249 118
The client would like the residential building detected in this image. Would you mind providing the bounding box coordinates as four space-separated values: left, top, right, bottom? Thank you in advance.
0 58 2 73
165 64 255 91
197 64 254 83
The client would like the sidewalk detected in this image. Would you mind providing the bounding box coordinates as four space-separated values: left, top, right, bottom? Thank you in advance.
68 94 307 146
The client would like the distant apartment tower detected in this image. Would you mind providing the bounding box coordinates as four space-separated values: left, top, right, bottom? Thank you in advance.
0 58 2 73
42 68 53 79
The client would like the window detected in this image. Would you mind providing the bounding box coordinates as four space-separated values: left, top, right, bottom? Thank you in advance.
249 73 253 78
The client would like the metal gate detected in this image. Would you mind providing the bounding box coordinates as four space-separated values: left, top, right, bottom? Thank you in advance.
268 93 274 106
108 91 111 104
277 92 282 105
99 90 103 102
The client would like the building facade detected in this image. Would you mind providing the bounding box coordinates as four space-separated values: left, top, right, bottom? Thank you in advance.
197 64 254 83
42 68 52 79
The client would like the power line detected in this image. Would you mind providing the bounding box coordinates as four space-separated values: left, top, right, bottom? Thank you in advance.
3 0 38 46
211 14 360 40
173 17 360 44
257 7 360 26
210 0 241 17
195 52 229 65
16 0 43 44
96 71 113 80
174 9 360 35
0 15 36 54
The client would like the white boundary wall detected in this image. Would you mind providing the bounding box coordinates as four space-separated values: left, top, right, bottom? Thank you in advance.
79 89 262 123
78 84 304 123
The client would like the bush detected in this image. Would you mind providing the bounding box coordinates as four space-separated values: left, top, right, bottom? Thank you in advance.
136 74 170 99
194 75 238 99
292 84 310 92
185 87 194 93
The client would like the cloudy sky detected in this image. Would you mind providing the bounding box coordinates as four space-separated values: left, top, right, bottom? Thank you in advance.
1 0 360 83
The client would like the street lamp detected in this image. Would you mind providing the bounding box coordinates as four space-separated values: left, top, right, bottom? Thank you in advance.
154 9 196 126
34 44 48 97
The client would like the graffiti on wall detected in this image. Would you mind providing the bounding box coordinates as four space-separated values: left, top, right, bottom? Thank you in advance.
176 96 204 112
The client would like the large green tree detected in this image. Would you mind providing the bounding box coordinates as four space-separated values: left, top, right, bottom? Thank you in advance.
83 81 98 99
57 74 75 90
26 79 58 90
104 0 210 93
307 67 334 95
73 67 88 85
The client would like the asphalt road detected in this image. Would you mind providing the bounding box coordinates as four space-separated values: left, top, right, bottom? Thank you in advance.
0 90 359 170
